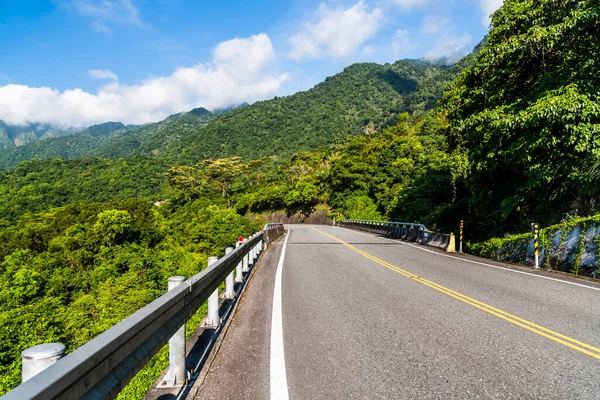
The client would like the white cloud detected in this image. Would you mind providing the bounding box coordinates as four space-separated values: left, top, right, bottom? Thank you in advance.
390 0 429 8
420 16 449 34
89 69 119 81
288 1 384 60
480 0 504 26
0 34 288 127
362 45 377 55
68 0 142 33
424 32 472 62
392 29 411 59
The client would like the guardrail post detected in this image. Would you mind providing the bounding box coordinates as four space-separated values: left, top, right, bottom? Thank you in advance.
21 343 65 383
248 236 254 267
242 239 249 272
206 257 220 326
164 276 186 387
235 240 243 282
254 234 259 258
224 247 235 298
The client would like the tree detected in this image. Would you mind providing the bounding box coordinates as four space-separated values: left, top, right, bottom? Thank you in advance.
93 210 132 247
442 0 600 236
196 157 247 199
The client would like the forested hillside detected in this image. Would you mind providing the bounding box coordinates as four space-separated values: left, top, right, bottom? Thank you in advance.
1 0 599 397
0 121 78 150
0 57 474 169
158 60 464 163
442 0 600 237
0 157 169 223
0 110 212 170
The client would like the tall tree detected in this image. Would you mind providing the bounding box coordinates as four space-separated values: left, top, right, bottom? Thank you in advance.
442 0 600 236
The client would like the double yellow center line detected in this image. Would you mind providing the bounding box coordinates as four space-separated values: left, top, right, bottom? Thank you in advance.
312 228 600 361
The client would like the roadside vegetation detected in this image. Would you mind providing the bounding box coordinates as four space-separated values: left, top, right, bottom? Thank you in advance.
0 0 599 396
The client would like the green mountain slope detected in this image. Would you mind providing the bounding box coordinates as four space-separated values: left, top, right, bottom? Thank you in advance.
0 121 79 149
0 110 213 169
156 60 463 164
0 53 480 169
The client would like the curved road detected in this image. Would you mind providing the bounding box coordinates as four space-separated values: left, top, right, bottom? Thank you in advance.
194 225 600 399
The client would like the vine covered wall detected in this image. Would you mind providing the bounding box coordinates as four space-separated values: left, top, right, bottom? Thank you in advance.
468 215 600 278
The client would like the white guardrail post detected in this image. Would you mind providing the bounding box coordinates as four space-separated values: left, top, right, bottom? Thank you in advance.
21 343 65 383
224 247 235 299
3 228 287 400
206 257 220 326
164 276 186 387
235 240 244 282
242 239 249 272
250 234 256 266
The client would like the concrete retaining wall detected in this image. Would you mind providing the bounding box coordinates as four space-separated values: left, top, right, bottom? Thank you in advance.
482 222 599 278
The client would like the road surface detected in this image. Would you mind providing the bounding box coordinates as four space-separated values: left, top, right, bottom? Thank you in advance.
194 224 600 399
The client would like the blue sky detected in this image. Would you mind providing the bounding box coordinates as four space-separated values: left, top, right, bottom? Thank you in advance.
0 0 503 127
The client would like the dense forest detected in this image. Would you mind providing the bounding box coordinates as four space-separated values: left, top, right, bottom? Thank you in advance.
0 110 213 170
1 0 599 397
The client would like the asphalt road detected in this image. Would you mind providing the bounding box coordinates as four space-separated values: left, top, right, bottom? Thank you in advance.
195 224 600 399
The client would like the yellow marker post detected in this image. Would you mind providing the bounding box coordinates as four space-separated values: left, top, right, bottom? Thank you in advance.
532 222 540 268
459 220 464 253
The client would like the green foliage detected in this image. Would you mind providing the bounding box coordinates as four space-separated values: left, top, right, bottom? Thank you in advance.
93 210 133 247
442 0 600 238
0 110 212 170
342 195 382 220
325 113 458 229
468 214 600 271
0 59 466 169
284 179 319 211
0 195 260 396
0 157 168 222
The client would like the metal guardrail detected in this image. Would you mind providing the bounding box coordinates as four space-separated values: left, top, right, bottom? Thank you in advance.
338 219 427 238
3 226 285 400
338 219 454 251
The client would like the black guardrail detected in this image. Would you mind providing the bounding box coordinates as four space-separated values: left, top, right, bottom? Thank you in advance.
2 226 284 400
338 219 453 251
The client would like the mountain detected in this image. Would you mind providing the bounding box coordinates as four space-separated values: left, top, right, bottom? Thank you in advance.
98 57 474 164
0 121 79 150
0 110 214 169
155 57 478 164
0 49 480 169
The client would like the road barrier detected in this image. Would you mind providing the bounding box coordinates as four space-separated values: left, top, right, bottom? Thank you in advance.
3 223 285 400
338 219 455 253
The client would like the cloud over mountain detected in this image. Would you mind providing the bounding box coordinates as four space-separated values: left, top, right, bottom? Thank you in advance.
0 33 288 127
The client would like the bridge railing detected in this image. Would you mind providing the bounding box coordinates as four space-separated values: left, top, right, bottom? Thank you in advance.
338 219 455 252
3 224 285 400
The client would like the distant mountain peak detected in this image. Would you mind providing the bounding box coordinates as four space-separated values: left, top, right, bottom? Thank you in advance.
189 107 212 117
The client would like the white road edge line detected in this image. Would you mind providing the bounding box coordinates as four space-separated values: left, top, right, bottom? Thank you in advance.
338 227 600 292
270 229 291 400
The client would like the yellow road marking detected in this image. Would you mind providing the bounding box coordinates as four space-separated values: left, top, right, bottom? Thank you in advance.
312 227 600 360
